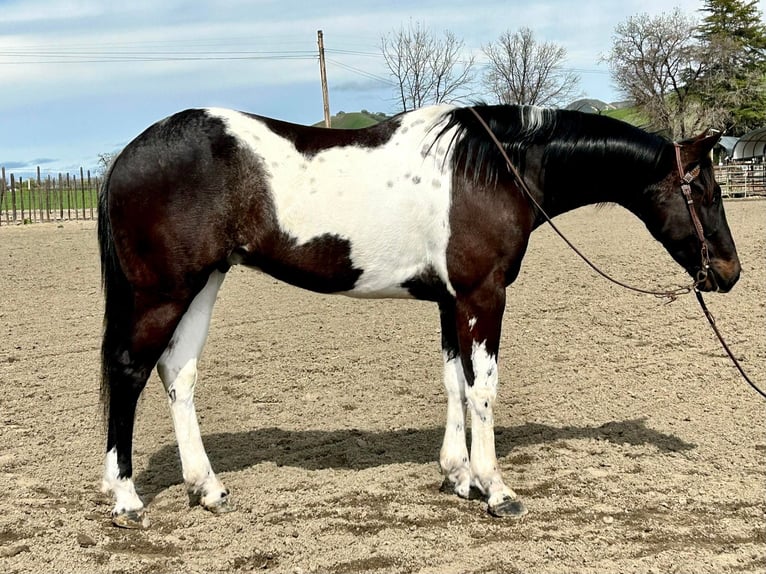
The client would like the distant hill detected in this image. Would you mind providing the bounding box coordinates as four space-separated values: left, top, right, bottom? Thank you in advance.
564 98 651 129
566 98 616 114
313 110 389 129
601 106 652 128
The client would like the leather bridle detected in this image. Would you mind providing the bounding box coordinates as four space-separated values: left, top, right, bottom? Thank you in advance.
674 143 711 288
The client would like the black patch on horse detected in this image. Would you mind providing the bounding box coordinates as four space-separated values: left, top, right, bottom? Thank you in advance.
252 113 403 158
236 232 363 294
401 267 452 302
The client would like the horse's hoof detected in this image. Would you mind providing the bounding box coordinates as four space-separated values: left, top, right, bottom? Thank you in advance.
112 510 149 529
204 494 234 515
488 497 528 519
439 478 454 493
439 479 482 500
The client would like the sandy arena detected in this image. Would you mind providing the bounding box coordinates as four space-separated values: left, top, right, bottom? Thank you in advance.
0 200 764 573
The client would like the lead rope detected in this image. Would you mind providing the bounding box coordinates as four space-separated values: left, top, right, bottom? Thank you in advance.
694 290 766 399
468 107 766 400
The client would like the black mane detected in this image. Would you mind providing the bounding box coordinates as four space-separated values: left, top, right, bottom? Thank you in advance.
436 105 674 201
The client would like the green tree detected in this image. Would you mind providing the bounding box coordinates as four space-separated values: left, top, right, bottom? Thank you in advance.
604 9 707 138
693 0 766 134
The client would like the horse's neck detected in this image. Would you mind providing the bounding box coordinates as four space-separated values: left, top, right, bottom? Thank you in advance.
536 142 669 218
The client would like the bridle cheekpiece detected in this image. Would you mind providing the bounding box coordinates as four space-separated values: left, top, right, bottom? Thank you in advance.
674 143 710 288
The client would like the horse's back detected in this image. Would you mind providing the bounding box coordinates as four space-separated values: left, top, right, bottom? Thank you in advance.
105 106 458 299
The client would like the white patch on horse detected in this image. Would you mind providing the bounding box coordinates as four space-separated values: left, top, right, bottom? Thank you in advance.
468 316 477 331
208 105 457 298
157 270 228 507
521 105 549 135
439 353 471 498
101 447 145 522
465 340 518 507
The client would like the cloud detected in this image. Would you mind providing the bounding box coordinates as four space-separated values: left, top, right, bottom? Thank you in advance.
331 78 391 92
2 159 55 169
0 0 105 24
2 161 30 169
1 158 58 175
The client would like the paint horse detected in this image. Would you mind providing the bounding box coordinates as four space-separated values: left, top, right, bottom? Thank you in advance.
98 104 740 528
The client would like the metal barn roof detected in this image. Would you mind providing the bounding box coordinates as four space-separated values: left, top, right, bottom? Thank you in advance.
718 136 739 155
733 126 766 160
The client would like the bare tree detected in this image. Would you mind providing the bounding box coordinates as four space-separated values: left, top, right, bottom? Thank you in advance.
482 28 581 107
381 22 475 112
603 9 717 138
96 152 115 178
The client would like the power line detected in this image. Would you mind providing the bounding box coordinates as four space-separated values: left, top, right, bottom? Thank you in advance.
326 58 394 86
0 48 318 65
325 48 381 58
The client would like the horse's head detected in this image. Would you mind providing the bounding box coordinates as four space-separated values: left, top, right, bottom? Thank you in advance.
640 131 741 293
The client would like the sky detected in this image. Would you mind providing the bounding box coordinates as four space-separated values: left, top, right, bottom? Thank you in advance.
1 0 764 178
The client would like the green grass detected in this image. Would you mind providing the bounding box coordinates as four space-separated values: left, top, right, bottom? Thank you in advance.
313 110 389 129
602 106 651 128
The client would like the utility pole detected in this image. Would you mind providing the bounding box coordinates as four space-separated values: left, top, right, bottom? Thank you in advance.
317 30 331 128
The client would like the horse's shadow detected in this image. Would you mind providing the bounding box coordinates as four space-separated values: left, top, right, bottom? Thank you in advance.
135 418 694 504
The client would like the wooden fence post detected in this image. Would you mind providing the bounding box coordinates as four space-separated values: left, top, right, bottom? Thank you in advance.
80 167 86 220
10 174 16 223
58 174 64 220
66 173 72 220
88 170 94 220
45 176 52 222
28 174 36 223
36 166 43 223
0 166 5 227
19 176 26 223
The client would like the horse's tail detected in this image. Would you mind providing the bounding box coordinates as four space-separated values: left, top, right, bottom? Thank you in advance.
98 156 131 424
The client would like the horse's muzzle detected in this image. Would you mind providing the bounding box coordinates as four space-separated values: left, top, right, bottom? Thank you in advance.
699 258 741 293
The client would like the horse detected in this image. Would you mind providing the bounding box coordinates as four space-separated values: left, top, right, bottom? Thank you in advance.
98 103 741 528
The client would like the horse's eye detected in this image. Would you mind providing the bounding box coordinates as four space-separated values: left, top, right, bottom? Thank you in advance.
710 184 722 206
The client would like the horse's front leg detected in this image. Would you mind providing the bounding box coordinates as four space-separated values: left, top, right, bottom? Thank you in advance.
437 300 472 498
455 282 527 518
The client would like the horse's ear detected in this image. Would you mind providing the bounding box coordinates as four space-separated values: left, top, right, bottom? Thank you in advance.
694 130 722 155
678 130 722 162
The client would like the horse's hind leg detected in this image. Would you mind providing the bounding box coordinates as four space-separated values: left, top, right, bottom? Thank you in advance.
156 270 231 513
102 297 188 529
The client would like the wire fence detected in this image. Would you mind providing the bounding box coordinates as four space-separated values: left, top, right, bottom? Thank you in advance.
715 163 766 198
0 167 101 225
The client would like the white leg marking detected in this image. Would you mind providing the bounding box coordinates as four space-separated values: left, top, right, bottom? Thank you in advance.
465 341 517 507
439 353 471 498
157 271 228 508
101 447 145 517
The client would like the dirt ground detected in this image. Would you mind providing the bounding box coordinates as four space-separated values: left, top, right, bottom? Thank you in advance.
0 200 764 574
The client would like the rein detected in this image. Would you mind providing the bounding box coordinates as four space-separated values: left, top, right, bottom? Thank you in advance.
468 107 766 401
